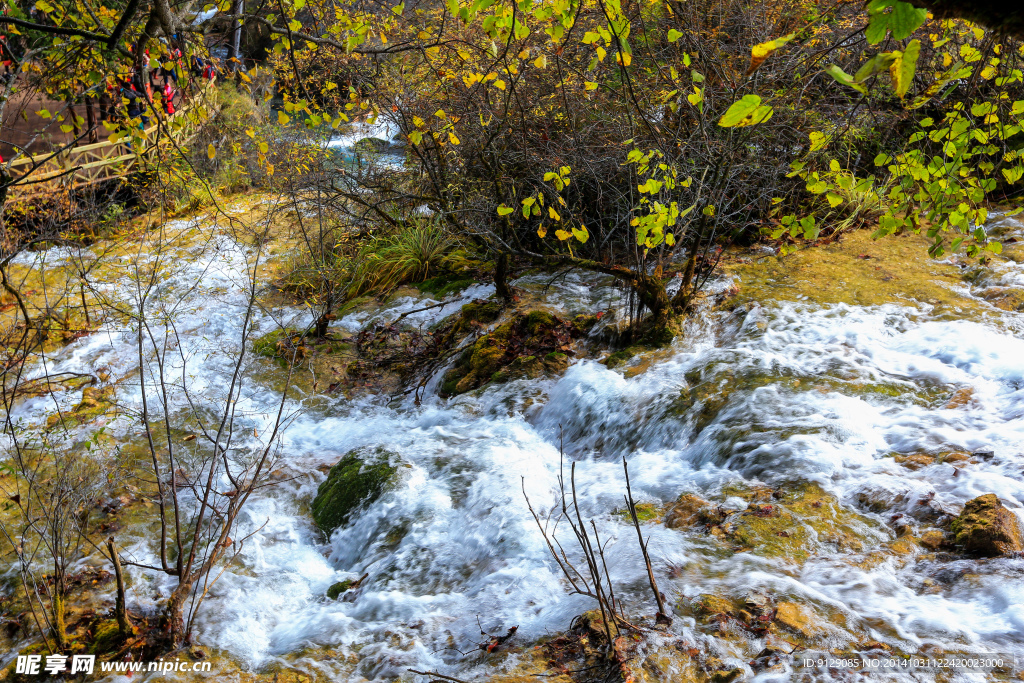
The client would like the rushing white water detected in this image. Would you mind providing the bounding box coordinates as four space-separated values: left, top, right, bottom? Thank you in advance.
5 208 1024 682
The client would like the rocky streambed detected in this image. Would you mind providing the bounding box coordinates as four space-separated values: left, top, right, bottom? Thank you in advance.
3 202 1024 682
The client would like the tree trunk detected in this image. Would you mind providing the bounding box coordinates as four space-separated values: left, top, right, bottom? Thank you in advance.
161 579 192 646
106 538 131 638
494 251 512 302
671 247 699 311
85 97 98 144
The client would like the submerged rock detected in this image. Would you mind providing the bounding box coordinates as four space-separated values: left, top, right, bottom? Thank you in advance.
773 601 826 639
722 482 881 563
45 385 117 429
950 494 1024 556
664 494 714 529
252 327 308 361
311 447 400 534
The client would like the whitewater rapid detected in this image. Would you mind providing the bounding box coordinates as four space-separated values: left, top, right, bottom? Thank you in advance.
5 208 1024 682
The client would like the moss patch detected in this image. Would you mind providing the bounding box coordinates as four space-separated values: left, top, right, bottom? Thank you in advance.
950 493 1024 556
440 309 593 397
723 229 990 317
311 447 400 534
252 327 311 361
46 385 117 430
416 274 475 299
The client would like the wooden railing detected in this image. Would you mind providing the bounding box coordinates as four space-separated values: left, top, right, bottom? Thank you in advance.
6 80 219 200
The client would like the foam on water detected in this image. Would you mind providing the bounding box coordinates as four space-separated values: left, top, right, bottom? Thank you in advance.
6 209 1024 681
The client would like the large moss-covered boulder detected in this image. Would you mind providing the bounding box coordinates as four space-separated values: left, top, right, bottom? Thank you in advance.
440 309 592 396
950 494 1024 556
311 447 399 534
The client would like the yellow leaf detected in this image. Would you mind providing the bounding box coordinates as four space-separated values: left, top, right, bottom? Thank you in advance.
207 144 216 159
448 131 460 145
555 229 572 240
746 32 796 75
537 225 548 238
278 110 290 125
548 206 561 221
534 54 547 69
494 80 506 90
585 81 598 91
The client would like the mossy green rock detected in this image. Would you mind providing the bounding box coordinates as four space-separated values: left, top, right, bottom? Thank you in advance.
722 482 882 564
253 327 303 359
311 448 399 534
326 579 356 600
89 619 121 654
441 309 590 396
46 385 116 429
950 493 1024 556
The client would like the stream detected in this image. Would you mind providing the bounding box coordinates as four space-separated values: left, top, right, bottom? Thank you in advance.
4 195 1024 681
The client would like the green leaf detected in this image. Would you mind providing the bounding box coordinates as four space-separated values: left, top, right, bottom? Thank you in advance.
718 95 773 128
825 65 867 94
891 39 920 98
497 204 514 216
667 29 682 43
1002 166 1024 183
865 0 927 45
854 52 898 83
826 192 844 208
986 241 1003 254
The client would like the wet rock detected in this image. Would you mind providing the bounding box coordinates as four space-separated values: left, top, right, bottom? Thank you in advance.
976 286 1024 312
252 327 308 361
920 529 947 550
311 447 400 534
326 573 367 600
854 481 913 513
46 385 117 429
774 602 825 639
750 646 789 674
724 482 881 563
440 309 590 396
895 453 934 470
664 494 712 529
688 594 736 621
352 136 390 153
739 590 774 631
950 494 1024 557
945 386 975 409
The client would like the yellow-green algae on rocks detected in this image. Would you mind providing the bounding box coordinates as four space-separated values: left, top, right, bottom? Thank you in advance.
722 230 989 314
